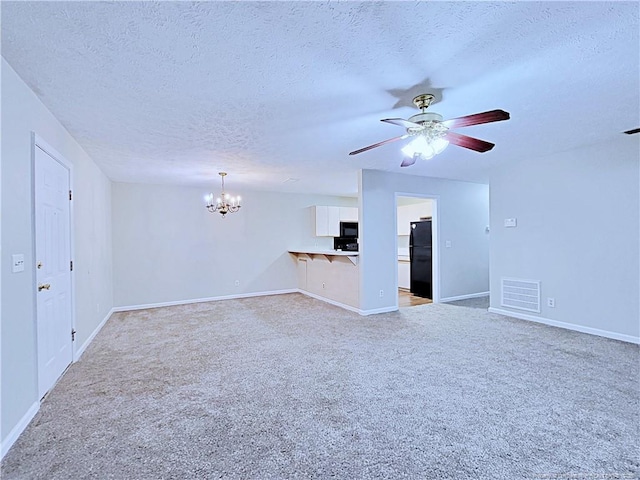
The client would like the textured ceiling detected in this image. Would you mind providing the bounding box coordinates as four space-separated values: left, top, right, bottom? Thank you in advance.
2 1 638 196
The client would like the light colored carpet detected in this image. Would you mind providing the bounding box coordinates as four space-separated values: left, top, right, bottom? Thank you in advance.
2 293 638 479
445 295 490 309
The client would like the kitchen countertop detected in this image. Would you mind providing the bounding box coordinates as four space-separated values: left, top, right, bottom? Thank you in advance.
291 250 410 260
289 248 359 256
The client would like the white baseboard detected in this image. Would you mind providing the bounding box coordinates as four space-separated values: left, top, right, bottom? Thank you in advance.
440 291 490 303
296 290 361 314
488 307 640 344
297 289 399 316
74 308 115 361
1 401 39 460
112 289 299 313
358 305 399 316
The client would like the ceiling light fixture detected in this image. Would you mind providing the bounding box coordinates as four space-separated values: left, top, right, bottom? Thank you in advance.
349 93 509 167
205 172 241 217
399 100 449 161
400 124 450 161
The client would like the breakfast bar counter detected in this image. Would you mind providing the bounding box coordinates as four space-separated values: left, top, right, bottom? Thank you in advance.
289 249 359 309
288 249 358 265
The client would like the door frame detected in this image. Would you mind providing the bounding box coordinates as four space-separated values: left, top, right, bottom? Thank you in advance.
394 193 440 306
31 133 77 388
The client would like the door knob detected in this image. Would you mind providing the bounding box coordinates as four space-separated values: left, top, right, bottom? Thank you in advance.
38 283 51 291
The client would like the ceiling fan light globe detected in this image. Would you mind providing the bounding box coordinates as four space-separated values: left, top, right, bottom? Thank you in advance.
421 148 435 160
401 136 430 158
433 137 449 154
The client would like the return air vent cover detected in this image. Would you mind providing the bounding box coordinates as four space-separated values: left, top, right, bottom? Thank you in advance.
501 278 540 313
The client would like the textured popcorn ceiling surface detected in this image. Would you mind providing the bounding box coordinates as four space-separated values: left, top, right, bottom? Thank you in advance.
2 2 638 195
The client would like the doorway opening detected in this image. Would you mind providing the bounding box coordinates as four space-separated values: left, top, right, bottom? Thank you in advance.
395 195 438 308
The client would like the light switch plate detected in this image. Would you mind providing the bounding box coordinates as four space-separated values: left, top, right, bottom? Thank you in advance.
445 240 452 248
504 218 517 228
12 254 25 273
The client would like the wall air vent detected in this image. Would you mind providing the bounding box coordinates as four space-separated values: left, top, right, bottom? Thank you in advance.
623 127 640 135
501 278 540 313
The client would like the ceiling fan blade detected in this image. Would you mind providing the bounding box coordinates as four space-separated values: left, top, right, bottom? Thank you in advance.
400 155 418 167
443 109 510 129
445 132 495 153
381 118 421 129
349 135 408 156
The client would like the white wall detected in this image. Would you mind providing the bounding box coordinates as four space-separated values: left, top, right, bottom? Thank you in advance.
1 58 113 450
489 138 640 341
358 169 490 312
111 182 356 307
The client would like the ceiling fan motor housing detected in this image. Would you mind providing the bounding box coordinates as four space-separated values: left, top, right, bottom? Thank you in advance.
406 112 448 140
408 112 443 124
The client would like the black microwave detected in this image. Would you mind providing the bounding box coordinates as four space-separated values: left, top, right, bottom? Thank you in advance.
334 237 358 251
340 222 358 238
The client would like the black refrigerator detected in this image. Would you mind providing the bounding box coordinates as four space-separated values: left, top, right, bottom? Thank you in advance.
409 219 432 299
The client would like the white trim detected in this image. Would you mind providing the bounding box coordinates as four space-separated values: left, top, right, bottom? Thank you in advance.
488 307 640 344
33 134 71 169
32 133 76 400
1 402 39 460
394 193 441 304
298 290 399 316
440 291 490 303
112 289 298 313
358 305 399 316
74 308 115 362
296 290 361 314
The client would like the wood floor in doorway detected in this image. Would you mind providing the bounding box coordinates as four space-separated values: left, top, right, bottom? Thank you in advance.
398 289 432 307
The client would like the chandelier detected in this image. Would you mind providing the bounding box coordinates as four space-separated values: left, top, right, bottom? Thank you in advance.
205 172 241 217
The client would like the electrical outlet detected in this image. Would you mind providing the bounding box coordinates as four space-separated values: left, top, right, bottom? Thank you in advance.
379 289 384 297
547 297 555 308
234 280 240 286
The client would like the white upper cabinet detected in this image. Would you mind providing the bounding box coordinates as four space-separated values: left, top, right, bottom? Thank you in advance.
339 206 358 222
327 207 341 235
397 202 433 235
314 206 340 236
314 206 358 236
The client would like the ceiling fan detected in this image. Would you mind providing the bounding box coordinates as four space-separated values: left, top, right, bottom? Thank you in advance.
349 94 510 167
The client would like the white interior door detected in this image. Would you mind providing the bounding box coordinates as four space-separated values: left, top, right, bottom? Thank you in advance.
35 144 73 398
